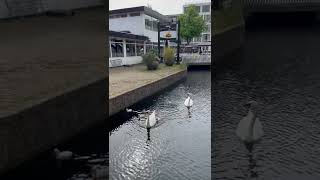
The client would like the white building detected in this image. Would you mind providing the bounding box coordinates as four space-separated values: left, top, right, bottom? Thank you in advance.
183 1 211 45
109 6 169 43
109 31 151 68
109 6 170 67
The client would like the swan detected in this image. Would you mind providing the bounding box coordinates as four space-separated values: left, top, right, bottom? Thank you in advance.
146 110 157 128
236 100 264 148
184 93 193 109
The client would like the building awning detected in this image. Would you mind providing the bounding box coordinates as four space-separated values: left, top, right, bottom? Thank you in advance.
109 31 149 41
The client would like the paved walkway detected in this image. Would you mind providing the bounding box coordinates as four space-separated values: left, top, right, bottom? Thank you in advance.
0 7 106 118
109 64 186 98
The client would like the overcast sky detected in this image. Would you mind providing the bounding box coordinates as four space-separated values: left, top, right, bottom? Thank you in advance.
109 0 209 15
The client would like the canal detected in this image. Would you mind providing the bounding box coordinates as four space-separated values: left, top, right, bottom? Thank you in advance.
213 13 320 179
1 69 211 180
109 70 211 180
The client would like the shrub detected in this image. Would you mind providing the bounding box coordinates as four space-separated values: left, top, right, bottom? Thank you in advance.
164 47 175 66
142 52 159 70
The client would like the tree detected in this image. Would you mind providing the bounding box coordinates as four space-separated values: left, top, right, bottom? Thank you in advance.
178 5 206 45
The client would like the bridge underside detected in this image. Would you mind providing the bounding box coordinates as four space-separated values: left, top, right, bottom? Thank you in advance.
244 0 320 13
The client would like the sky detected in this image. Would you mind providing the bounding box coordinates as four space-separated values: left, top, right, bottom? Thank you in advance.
109 0 210 15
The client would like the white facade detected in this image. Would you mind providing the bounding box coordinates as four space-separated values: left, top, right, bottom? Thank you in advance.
109 11 160 43
109 14 145 38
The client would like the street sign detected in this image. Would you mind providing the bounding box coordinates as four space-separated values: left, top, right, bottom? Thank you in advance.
160 30 177 39
159 23 178 40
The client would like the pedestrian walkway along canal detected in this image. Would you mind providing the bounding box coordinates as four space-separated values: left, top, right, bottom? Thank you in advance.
109 70 211 180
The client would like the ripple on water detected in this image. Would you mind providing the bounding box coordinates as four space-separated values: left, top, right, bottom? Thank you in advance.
213 25 320 179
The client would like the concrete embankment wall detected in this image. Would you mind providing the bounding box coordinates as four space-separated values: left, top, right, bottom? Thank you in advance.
0 77 107 175
109 70 187 117
0 0 103 19
213 24 245 62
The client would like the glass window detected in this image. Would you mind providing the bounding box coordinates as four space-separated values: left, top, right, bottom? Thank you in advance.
183 7 188 13
195 6 200 13
202 5 210 12
203 15 211 23
120 14 127 18
111 39 124 57
130 12 140 17
152 20 158 31
205 24 211 33
193 36 201 42
202 34 210 42
146 44 153 53
145 15 152 30
126 41 136 56
136 44 144 56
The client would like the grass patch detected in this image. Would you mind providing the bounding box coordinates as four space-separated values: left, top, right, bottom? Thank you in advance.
213 1 245 34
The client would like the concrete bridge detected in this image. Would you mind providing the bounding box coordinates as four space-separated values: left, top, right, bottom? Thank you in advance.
243 0 320 13
181 53 211 66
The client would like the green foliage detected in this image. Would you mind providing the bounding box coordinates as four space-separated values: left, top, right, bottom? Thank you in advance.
142 51 159 70
178 5 206 45
163 47 175 66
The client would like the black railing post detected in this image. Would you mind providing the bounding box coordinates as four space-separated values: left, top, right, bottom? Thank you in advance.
177 20 180 64
158 22 160 58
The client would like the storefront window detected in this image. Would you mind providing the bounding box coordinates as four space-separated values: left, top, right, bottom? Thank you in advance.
136 44 144 56
110 39 124 57
126 40 136 57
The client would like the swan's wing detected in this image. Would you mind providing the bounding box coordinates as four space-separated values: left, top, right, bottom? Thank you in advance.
253 117 264 140
236 115 251 141
189 99 193 106
184 98 189 107
149 111 157 127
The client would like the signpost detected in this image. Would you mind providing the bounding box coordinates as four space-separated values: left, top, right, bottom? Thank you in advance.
158 20 181 64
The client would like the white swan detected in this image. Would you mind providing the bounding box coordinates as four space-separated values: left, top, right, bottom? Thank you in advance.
146 110 157 128
236 101 264 144
184 93 193 109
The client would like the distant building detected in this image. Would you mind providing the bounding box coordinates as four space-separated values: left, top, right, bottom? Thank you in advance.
109 6 172 67
109 6 169 43
183 1 211 45
108 30 160 67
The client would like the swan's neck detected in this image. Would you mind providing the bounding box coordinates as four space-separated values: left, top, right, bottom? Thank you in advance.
248 109 257 138
146 115 150 127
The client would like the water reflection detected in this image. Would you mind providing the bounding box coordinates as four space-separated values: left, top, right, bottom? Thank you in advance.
147 128 151 142
213 15 320 179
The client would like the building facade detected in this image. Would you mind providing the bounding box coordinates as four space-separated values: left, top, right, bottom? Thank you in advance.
183 1 211 45
108 31 160 67
109 6 171 67
109 6 169 43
